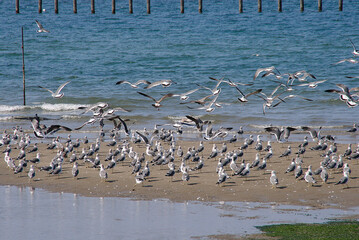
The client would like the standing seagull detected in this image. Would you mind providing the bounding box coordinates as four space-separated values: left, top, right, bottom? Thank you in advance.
38 81 71 99
99 164 108 182
335 171 349 189
72 162 79 179
35 20 50 33
270 170 278 189
28 165 35 182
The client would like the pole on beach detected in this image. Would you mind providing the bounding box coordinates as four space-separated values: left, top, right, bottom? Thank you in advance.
129 0 133 14
278 0 282 12
318 0 322 12
38 0 42 13
300 0 304 12
16 0 19 13
112 0 115 14
73 0 77 13
239 0 243 13
21 27 26 106
198 0 202 13
55 0 58 14
339 0 343 11
180 0 184 13
258 0 262 13
91 0 95 14
147 0 150 14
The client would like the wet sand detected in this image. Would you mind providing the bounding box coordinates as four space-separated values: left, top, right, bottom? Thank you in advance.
0 138 358 208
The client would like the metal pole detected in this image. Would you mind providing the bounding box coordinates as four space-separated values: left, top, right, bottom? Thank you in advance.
112 0 115 14
278 0 282 12
55 0 58 14
129 0 133 13
339 0 343 11
258 0 262 13
147 0 150 14
180 0 184 13
21 27 26 106
318 0 322 12
300 0 304 12
199 0 202 13
239 0 243 13
73 0 77 13
16 0 20 13
91 0 95 13
38 0 42 13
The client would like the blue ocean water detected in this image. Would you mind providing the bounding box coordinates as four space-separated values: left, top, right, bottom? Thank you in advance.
0 0 358 140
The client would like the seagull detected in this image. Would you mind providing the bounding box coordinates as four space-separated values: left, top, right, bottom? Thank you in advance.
347 123 357 133
28 165 35 181
270 170 278 188
173 88 200 101
333 58 358 65
279 146 291 158
115 80 151 88
144 79 175 89
35 20 50 33
216 167 230 186
99 164 108 182
29 114 72 138
304 168 316 186
253 66 280 81
301 126 322 141
137 92 174 110
72 162 79 179
295 79 327 89
325 84 358 108
285 159 296 173
349 38 359 56
38 81 71 98
229 79 262 103
209 76 253 86
264 126 296 142
335 171 349 189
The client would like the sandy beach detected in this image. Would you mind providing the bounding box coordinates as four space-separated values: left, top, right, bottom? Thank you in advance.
1 134 358 209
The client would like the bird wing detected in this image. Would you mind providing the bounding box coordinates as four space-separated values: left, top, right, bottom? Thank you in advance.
144 80 165 89
137 91 156 102
35 20 44 29
349 38 357 51
245 89 262 98
45 125 72 135
38 85 54 94
135 131 149 145
55 81 71 94
115 80 131 85
158 93 174 103
134 80 151 86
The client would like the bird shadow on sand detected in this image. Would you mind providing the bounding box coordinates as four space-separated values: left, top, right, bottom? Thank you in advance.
276 186 287 189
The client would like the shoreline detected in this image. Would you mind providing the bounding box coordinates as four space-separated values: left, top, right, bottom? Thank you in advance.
1 137 358 209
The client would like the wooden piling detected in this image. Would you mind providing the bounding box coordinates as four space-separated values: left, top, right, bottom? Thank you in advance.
112 0 115 14
199 0 202 13
21 27 26 106
55 0 58 14
129 0 133 14
239 0 243 13
180 0 184 14
91 0 95 14
339 0 343 11
258 0 262 13
147 0 150 14
73 0 77 13
38 0 42 13
16 0 19 13
300 0 304 12
278 0 282 12
318 0 322 12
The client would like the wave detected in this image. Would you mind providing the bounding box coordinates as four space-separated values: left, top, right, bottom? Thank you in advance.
0 103 90 113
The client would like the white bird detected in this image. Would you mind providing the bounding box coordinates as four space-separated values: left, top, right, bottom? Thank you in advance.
99 164 108 182
349 39 359 56
270 170 278 188
38 81 71 98
144 79 175 89
28 165 35 181
35 20 50 33
253 66 280 81
115 80 151 88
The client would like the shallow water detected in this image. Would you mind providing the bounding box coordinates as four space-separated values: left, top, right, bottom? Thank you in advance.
0 185 358 239
0 0 359 142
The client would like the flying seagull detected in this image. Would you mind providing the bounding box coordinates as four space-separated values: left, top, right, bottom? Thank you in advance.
30 114 72 138
144 79 175 89
137 92 174 110
35 20 50 33
38 81 71 98
115 80 151 88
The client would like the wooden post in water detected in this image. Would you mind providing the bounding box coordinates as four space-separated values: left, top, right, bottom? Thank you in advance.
73 0 77 13
112 0 115 14
318 0 322 12
180 0 184 13
91 0 95 13
129 0 133 14
339 0 343 11
300 0 304 12
16 0 19 13
38 0 42 13
21 27 26 106
55 0 58 14
199 0 202 13
278 0 282 12
258 0 262 13
239 0 243 13
147 0 150 14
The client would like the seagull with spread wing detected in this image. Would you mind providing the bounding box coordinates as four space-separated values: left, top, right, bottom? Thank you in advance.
38 81 71 98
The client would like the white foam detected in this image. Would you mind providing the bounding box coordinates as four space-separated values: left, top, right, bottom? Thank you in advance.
40 103 88 111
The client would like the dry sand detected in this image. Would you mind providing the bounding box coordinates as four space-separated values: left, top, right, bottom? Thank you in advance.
0 138 358 208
